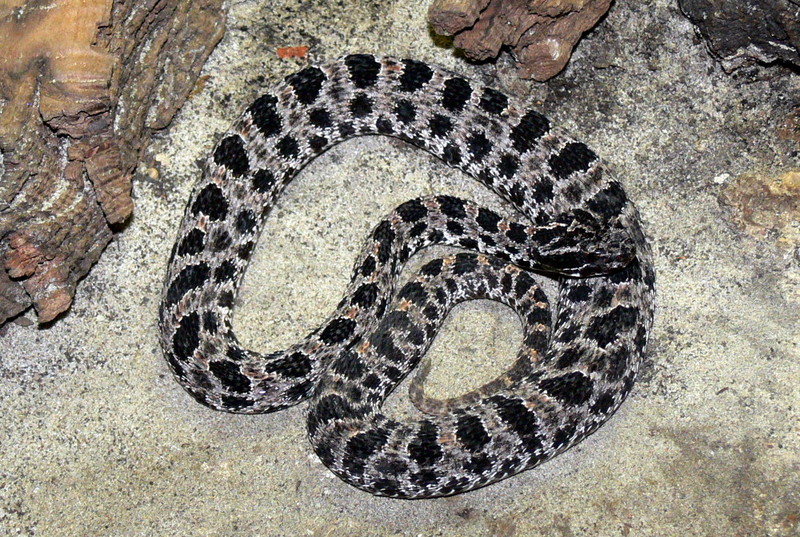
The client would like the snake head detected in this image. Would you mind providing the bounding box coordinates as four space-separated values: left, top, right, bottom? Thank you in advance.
529 210 637 277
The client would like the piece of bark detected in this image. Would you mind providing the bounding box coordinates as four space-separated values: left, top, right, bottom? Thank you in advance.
0 0 226 325
679 0 800 71
428 0 612 81
428 0 491 35
718 170 800 252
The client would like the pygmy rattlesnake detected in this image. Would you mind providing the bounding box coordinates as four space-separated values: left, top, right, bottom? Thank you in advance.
159 54 656 498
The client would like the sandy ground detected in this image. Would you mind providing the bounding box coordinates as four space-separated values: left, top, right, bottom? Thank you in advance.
1 1 798 536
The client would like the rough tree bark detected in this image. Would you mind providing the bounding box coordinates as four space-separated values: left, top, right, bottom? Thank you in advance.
679 0 800 71
428 0 613 81
0 0 226 326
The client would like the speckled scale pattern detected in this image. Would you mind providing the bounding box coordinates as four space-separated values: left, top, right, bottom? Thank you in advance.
159 54 655 498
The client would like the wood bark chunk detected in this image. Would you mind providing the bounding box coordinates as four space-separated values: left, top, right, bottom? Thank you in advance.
428 0 612 81
719 171 800 252
428 0 491 35
0 0 226 325
679 0 800 71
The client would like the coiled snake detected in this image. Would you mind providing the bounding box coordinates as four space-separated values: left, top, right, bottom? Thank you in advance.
159 54 656 498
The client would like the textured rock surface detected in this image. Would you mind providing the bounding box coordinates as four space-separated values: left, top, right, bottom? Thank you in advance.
679 0 800 70
719 170 800 253
428 0 612 80
0 0 225 325
0 1 798 535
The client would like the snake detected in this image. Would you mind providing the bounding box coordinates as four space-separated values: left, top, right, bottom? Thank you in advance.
158 54 656 499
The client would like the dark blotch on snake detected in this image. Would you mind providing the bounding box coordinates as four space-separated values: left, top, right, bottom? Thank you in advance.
452 254 479 275
479 88 508 115
446 219 464 236
247 94 281 137
209 360 251 393
466 131 492 160
220 395 253 411
442 143 461 166
399 59 433 92
214 260 236 282
530 289 550 315
226 346 247 362
165 263 210 306
202 311 218 333
376 116 393 134
459 238 479 250
213 135 249 177
320 317 357 344
566 284 592 303
586 305 638 348
345 429 391 473
264 352 313 378
345 54 381 88
508 183 526 207
370 330 405 363
211 229 232 252
591 391 616 415
549 142 597 180
351 283 379 307
177 228 205 257
371 478 401 497
172 311 200 361
463 453 492 474
506 222 528 244
382 310 413 331
362 373 381 390
236 210 257 234
436 195 467 219
428 114 453 137
360 255 376 277
309 135 328 153
394 99 416 124
218 290 234 308
530 180 555 204
285 66 326 105
332 350 366 380
498 154 520 179
491 395 543 455
309 108 333 128
420 258 443 277
604 348 630 382
587 181 628 220
276 135 300 159
283 380 315 403
551 425 575 450
338 122 356 138
397 281 428 306
476 208 502 233
372 221 395 263
308 394 358 435
408 421 443 466
510 110 550 153
252 169 276 193
396 199 428 222
374 455 408 477
350 93 373 117
456 414 491 452
409 221 427 237
238 241 255 260
441 77 472 112
191 184 228 221
538 372 594 406
515 272 536 296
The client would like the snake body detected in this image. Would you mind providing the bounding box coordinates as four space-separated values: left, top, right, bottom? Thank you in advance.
159 55 655 498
